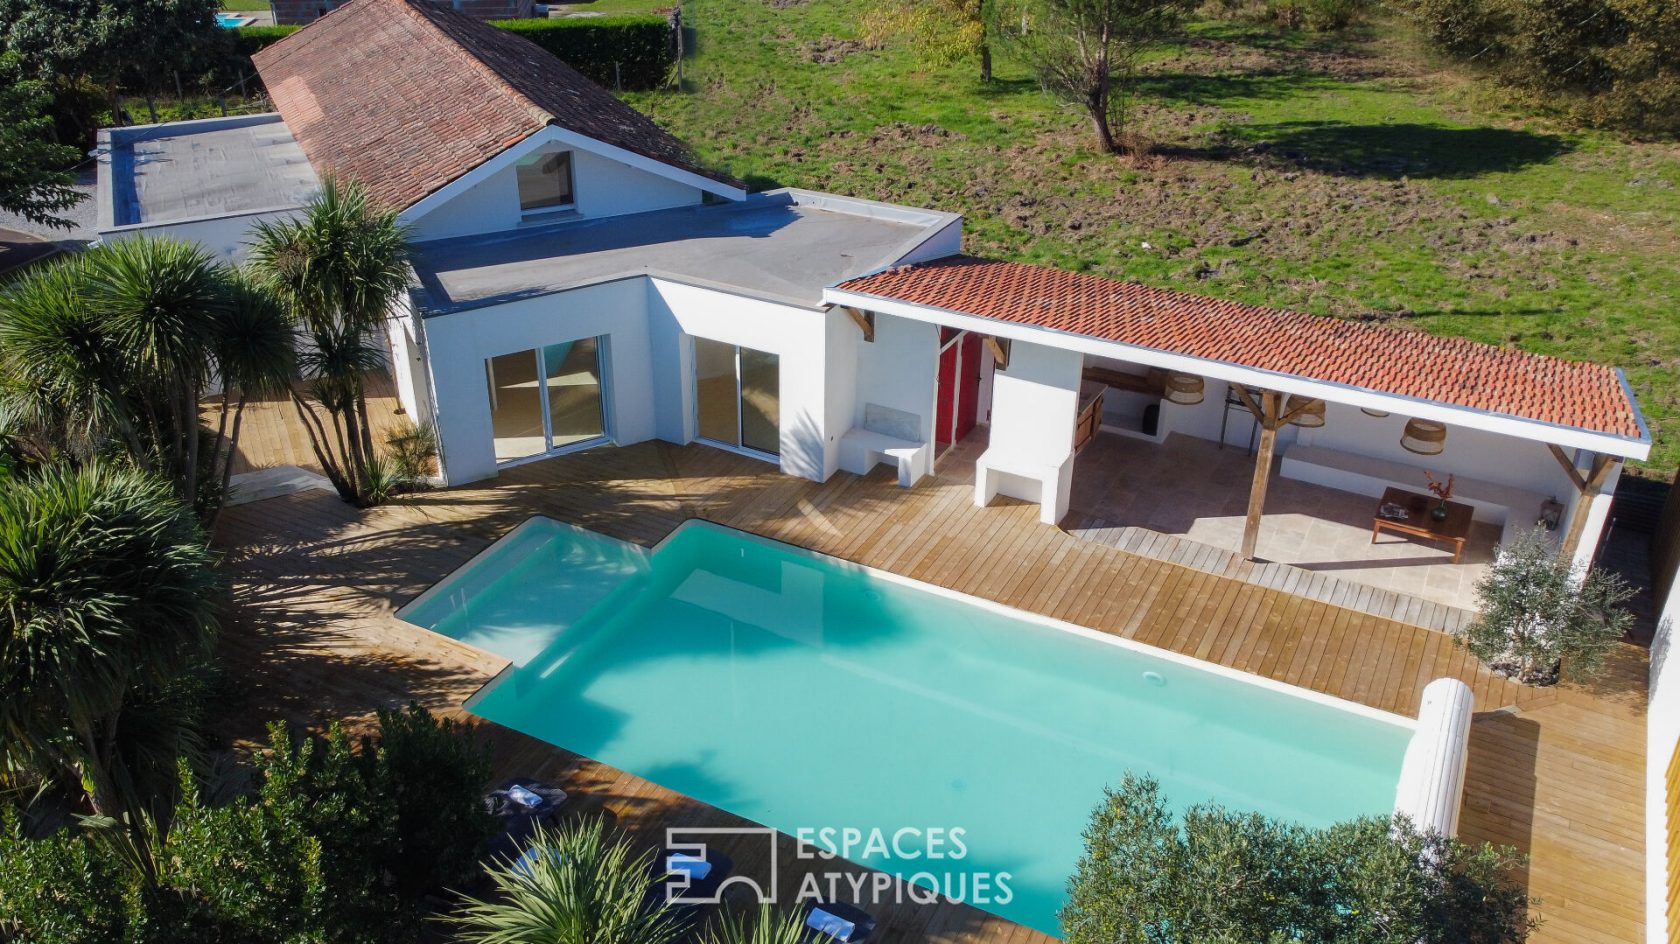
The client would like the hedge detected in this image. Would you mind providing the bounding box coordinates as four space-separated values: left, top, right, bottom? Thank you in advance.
491 16 673 90
231 15 672 90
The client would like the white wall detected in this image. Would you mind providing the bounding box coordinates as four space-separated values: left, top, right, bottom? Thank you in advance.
647 279 833 481
386 295 432 422
989 341 1082 463
100 207 301 262
407 145 705 243
420 278 655 484
851 314 940 446
1650 596 1678 944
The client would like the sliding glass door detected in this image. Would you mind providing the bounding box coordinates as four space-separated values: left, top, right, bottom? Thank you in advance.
486 337 607 464
693 337 780 458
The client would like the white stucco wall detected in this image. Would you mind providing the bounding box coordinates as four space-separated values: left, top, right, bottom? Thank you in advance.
647 279 833 481
420 278 655 485
1650 593 1678 944
989 341 1082 463
99 207 301 262
852 314 940 446
405 145 705 243
386 295 432 423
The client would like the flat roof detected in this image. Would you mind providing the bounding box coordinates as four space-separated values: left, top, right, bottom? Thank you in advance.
98 114 319 230
408 190 959 314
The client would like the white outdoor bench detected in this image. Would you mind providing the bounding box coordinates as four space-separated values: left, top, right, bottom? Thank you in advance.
838 403 929 488
1280 444 1550 546
974 447 1075 526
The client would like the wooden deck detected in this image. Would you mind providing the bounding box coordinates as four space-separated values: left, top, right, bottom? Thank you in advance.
214 433 1648 944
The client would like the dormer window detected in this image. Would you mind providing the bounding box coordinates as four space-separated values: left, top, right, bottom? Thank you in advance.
516 150 574 215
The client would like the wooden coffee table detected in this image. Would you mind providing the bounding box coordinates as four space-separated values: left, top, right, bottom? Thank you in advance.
1371 487 1473 563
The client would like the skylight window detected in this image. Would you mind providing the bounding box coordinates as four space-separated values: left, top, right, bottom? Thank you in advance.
516 151 574 215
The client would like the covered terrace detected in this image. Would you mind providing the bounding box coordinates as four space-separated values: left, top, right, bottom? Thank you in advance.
825 257 1651 599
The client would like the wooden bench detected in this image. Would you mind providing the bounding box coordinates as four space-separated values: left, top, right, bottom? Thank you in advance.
838 403 929 488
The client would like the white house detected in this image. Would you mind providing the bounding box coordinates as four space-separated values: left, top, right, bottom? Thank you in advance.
97 0 1650 579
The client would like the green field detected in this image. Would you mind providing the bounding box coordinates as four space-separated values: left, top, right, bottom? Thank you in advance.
628 1 1680 473
219 0 270 11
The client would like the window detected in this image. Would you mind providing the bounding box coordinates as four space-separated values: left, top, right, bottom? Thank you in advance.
516 151 574 214
485 337 607 463
693 338 780 458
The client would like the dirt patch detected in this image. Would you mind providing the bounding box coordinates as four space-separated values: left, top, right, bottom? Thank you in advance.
802 36 868 63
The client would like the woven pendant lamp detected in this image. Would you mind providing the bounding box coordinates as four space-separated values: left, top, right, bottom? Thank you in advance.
1360 407 1390 418
1163 373 1205 406
1400 418 1447 455
1285 395 1325 427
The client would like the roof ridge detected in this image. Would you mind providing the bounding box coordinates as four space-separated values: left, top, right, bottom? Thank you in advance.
396 0 554 127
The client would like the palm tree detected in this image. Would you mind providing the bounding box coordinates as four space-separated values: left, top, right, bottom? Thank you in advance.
204 270 298 527
0 239 295 520
447 817 685 944
0 464 222 822
702 903 810 944
247 178 413 506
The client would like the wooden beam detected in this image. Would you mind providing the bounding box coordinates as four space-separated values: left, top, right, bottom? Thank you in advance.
1277 397 1323 428
1558 454 1621 562
983 336 1009 370
1082 366 1164 396
1230 384 1264 423
1547 444 1588 493
842 306 874 342
1241 390 1281 560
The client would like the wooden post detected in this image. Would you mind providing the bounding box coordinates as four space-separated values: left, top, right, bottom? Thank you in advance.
1241 389 1281 561
1557 453 1619 562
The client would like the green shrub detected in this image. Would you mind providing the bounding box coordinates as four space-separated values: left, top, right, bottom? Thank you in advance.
230 24 301 59
1061 773 1536 944
1262 0 1369 30
492 16 674 90
1460 529 1634 684
0 811 134 944
382 419 438 485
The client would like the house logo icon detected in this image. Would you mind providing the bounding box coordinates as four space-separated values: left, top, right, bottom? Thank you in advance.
663 826 779 904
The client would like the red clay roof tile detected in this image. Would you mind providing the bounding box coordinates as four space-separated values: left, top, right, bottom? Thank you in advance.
252 0 737 211
837 256 1643 440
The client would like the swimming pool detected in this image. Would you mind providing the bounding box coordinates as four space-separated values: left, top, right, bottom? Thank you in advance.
401 518 1414 935
215 12 253 27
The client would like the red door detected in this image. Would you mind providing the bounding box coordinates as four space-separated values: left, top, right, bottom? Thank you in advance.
936 330 984 452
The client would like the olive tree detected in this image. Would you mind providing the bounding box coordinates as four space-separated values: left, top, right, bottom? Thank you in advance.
1460 529 1633 684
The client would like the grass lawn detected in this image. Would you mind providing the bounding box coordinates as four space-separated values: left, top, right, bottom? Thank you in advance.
629 1 1680 474
219 0 270 10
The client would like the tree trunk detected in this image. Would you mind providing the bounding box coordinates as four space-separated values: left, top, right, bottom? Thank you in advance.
289 390 356 502
980 42 993 82
206 396 247 533
1087 93 1118 153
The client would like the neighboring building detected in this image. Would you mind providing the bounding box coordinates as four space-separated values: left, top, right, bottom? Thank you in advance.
97 0 1650 575
270 0 530 27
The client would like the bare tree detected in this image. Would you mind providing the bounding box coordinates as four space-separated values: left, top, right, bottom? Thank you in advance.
997 0 1193 153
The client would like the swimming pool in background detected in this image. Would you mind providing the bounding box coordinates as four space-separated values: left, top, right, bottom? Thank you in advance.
400 518 1413 935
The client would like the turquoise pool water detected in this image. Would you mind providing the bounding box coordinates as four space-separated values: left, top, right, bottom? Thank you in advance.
402 518 1412 935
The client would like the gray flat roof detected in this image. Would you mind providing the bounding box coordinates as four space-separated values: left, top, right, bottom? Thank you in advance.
100 114 319 229
408 190 959 314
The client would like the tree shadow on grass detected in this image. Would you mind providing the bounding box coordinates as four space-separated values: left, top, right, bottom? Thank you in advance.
1221 121 1573 179
1133 70 1353 106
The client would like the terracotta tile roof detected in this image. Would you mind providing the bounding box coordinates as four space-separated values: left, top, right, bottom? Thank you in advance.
837 256 1644 441
252 0 736 211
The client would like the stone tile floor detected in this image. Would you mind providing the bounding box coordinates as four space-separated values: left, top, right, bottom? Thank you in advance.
1067 431 1500 611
